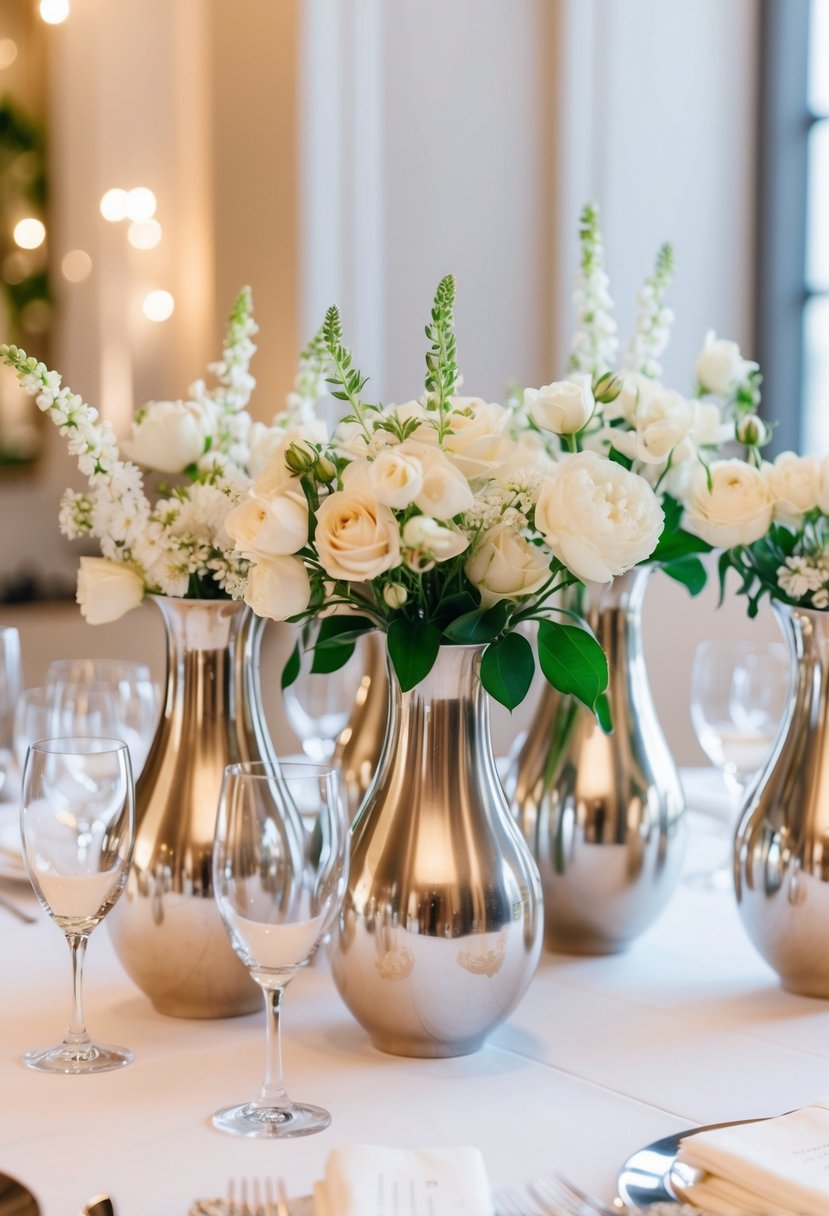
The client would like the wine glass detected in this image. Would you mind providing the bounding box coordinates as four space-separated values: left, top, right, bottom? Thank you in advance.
46 660 159 775
20 737 135 1073
283 627 366 761
48 679 121 740
689 640 789 885
0 627 22 796
212 760 349 1137
13 687 53 776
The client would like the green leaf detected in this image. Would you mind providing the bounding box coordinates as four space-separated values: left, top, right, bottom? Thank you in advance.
661 555 708 597
432 590 480 629
608 446 633 471
651 525 710 563
281 641 301 690
312 615 375 650
443 600 509 644
537 619 608 714
480 632 535 711
387 619 442 691
311 639 356 674
594 693 613 734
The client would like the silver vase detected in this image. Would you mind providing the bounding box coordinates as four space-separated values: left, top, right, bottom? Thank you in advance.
512 568 686 954
734 601 829 996
107 595 272 1018
334 630 388 817
330 643 543 1057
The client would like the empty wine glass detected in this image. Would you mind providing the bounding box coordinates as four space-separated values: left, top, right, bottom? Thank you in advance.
13 687 53 776
689 640 789 886
0 627 22 796
20 737 135 1073
46 659 159 775
49 679 121 740
212 760 349 1137
283 626 367 761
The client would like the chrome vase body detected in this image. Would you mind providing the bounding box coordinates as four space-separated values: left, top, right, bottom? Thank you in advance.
512 569 686 954
734 602 829 996
330 643 543 1057
334 630 388 817
108 596 268 1018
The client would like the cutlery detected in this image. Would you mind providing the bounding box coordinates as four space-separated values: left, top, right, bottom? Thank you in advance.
0 1172 40 1215
0 891 36 924
79 1197 114 1216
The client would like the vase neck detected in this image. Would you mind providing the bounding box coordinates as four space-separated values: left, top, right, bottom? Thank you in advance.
149 595 248 652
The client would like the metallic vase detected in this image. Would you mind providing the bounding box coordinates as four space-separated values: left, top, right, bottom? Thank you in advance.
107 596 270 1018
512 568 686 954
330 643 543 1057
334 630 388 817
734 601 829 996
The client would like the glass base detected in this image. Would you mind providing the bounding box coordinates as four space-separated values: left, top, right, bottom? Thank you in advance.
23 1041 133 1074
212 1099 331 1139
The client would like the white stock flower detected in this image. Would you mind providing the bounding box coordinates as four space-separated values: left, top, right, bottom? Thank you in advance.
685 459 774 548
766 452 821 527
244 556 311 620
777 556 825 601
535 451 664 582
125 400 208 474
225 490 308 559
315 488 401 582
367 447 424 509
695 330 758 396
401 442 474 519
401 515 468 571
524 375 594 436
76 557 145 624
465 528 551 607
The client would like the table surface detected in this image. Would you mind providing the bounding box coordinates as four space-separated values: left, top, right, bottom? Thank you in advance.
1 771 827 1216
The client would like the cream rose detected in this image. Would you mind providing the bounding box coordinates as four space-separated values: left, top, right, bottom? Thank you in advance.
766 452 821 527
244 556 311 621
125 400 207 474
465 528 551 607
225 490 308 559
402 515 468 571
524 376 594 436
401 443 474 519
695 330 758 396
685 459 774 548
315 489 401 582
441 398 515 478
535 451 664 582
614 386 696 466
76 557 145 625
367 447 424 509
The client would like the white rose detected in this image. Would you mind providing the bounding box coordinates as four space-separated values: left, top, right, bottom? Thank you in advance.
76 557 145 625
695 330 758 396
247 420 328 477
125 400 207 474
252 443 303 498
315 489 401 582
402 515 468 571
685 459 774 548
441 397 515 478
613 372 660 425
244 556 311 621
535 451 664 582
367 447 424 509
817 457 829 513
766 452 821 527
383 582 408 608
401 442 475 519
615 386 696 466
225 490 308 559
465 528 551 607
524 375 594 436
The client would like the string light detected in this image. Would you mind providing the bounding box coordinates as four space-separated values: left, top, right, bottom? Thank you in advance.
143 290 174 322
13 218 46 249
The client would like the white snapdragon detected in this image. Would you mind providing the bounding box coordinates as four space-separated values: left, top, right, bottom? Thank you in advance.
569 204 618 376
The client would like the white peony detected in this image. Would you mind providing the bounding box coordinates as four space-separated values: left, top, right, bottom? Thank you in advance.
465 528 551 607
315 488 401 581
125 400 207 474
76 556 145 624
244 556 311 620
766 452 821 527
524 375 594 436
535 451 664 582
225 490 308 559
685 459 774 548
695 330 758 396
401 515 468 571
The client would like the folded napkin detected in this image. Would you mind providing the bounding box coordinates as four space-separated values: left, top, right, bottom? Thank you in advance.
312 1145 492 1216
677 1099 829 1216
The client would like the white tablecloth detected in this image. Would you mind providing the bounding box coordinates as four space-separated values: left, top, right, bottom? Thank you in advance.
1 773 827 1215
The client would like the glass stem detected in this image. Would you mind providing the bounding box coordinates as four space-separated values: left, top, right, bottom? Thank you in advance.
254 982 288 1108
64 932 91 1049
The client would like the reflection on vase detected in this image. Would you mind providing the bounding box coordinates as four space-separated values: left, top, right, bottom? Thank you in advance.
734 601 829 996
512 569 686 954
334 630 388 817
107 596 276 1018
330 643 542 1058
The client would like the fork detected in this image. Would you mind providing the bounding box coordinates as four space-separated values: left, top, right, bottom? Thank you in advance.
225 1178 289 1216
492 1183 561 1216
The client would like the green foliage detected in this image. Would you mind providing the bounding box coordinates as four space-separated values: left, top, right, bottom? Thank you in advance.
443 601 509 645
480 632 535 711
720 524 801 618
322 306 375 438
281 642 301 689
424 274 459 435
309 615 375 674
388 619 442 691
536 619 609 719
661 555 707 597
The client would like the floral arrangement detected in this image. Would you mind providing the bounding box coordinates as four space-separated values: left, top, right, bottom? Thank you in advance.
519 202 766 598
230 274 664 717
0 288 327 622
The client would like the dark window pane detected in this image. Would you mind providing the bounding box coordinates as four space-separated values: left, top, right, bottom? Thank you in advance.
807 119 829 291
810 0 829 115
803 295 829 452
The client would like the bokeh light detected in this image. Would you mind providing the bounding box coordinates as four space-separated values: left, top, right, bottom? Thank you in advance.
13 218 46 249
100 188 128 222
142 290 174 322
127 219 162 250
61 249 93 282
39 0 70 24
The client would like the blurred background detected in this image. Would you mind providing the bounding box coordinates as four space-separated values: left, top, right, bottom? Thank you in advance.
0 0 824 760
